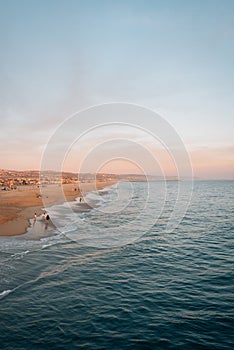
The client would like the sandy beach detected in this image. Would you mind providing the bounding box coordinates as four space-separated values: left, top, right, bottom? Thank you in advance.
0 180 115 236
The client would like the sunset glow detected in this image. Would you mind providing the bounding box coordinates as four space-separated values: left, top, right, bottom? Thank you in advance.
0 1 233 179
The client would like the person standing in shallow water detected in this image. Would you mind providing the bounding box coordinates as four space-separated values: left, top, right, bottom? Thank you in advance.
33 212 37 227
45 214 50 230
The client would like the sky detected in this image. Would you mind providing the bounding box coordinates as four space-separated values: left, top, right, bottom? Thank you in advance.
0 0 233 179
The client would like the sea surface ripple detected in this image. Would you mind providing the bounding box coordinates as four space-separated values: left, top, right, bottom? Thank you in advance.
0 181 233 349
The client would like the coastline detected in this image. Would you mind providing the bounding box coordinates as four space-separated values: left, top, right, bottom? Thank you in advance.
0 180 116 237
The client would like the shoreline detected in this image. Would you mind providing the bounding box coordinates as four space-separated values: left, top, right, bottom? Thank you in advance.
0 180 116 237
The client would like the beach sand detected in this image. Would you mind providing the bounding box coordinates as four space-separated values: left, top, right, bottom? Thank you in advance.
0 181 115 236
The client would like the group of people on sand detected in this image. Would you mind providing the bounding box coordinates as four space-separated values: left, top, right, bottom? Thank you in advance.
34 211 50 228
34 211 50 221
41 212 50 221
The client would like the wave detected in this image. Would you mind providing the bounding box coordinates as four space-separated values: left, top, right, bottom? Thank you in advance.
11 250 30 259
0 184 117 255
0 289 12 300
43 185 116 233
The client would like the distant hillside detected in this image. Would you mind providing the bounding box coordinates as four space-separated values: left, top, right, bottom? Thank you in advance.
0 169 180 188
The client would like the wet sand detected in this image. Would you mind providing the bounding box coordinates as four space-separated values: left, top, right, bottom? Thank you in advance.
0 181 115 236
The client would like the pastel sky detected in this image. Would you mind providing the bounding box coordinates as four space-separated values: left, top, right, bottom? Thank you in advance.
0 0 233 179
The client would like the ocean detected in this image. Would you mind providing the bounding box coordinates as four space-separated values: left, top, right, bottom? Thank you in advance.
0 181 233 349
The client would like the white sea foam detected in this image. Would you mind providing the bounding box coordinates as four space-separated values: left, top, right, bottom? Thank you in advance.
0 289 12 299
42 243 54 249
11 250 30 259
0 186 116 254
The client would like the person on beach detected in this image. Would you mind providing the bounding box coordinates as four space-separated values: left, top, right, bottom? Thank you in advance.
45 214 50 230
33 212 37 226
41 212 46 220
80 197 82 203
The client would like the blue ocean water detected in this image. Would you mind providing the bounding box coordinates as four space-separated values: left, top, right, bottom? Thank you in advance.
0 181 233 349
